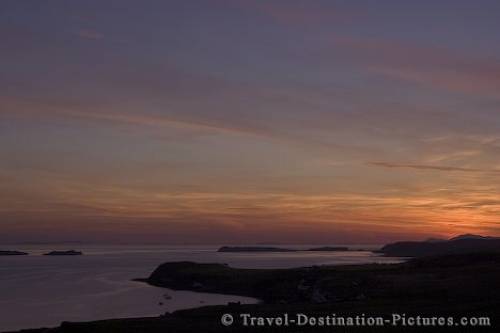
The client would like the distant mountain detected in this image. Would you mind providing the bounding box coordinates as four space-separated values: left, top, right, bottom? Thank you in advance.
377 236 500 257
449 234 499 241
424 238 447 243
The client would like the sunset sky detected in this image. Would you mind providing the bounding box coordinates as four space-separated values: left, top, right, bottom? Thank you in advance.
2 0 500 244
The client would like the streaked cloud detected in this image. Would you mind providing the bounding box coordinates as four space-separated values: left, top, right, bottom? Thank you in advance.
369 162 500 174
1 0 500 242
332 36 500 99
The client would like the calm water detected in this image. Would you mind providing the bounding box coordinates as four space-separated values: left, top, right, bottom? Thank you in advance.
0 244 402 332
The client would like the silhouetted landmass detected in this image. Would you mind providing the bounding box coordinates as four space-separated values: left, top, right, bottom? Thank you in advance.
0 250 28 256
217 246 296 252
43 250 83 256
145 253 500 303
15 253 500 332
377 237 500 257
217 246 350 252
449 234 499 241
307 246 349 251
424 238 446 243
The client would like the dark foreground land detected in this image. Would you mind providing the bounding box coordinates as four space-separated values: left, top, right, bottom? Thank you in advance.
10 253 500 333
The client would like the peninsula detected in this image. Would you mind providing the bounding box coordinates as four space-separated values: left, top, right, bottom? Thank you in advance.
0 250 28 256
217 246 350 252
43 250 83 256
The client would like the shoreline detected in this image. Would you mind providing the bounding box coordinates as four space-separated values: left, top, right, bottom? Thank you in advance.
10 252 500 332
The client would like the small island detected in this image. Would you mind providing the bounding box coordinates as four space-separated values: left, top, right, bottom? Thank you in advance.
217 246 296 252
0 250 28 256
307 246 349 251
43 250 83 256
218 246 351 253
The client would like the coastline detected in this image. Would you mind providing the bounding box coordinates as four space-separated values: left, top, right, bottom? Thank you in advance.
1 246 394 332
9 252 500 332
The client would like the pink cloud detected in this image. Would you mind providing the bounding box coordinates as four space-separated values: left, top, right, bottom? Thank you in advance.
331 36 500 99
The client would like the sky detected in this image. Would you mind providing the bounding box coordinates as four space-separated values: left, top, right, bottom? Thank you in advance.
1 0 500 244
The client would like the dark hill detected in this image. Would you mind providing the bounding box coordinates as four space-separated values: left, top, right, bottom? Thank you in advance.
378 238 500 257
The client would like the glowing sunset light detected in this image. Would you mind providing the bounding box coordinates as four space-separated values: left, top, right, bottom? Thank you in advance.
1 0 500 244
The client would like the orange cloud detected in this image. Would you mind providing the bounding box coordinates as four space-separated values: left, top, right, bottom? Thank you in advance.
369 162 500 174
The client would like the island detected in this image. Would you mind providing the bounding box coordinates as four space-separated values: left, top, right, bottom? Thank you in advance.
0 250 28 256
217 246 350 252
307 246 349 251
217 246 296 252
43 250 83 256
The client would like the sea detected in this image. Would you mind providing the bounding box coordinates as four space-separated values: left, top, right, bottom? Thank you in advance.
0 244 403 332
